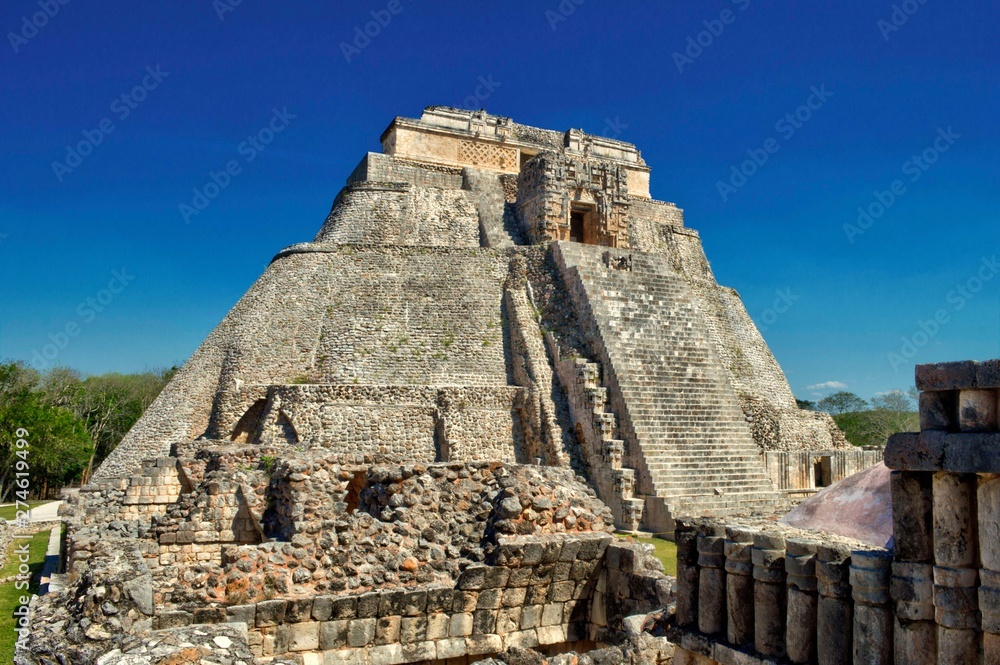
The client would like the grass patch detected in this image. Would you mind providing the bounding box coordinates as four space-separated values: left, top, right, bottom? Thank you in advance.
615 533 678 577
0 502 52 522
0 530 51 661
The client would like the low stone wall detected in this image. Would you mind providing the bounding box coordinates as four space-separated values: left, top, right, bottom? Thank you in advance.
670 358 1000 665
764 448 883 496
247 384 523 462
144 535 676 663
26 537 156 664
671 518 889 665
158 533 613 660
26 448 678 665
123 456 185 508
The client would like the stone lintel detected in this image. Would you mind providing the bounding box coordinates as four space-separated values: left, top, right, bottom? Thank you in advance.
885 431 1000 473
916 361 980 392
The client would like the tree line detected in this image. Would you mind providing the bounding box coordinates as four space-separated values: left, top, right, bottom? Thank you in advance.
0 360 175 502
796 388 919 448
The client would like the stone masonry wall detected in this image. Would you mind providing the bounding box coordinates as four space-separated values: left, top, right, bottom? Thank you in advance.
764 448 884 496
347 152 465 190
504 254 566 467
627 198 685 252
226 384 524 462
315 181 480 247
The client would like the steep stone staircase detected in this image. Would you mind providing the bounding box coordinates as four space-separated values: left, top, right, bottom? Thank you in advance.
550 351 644 530
552 242 783 527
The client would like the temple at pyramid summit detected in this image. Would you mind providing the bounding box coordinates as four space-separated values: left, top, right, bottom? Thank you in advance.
96 106 876 531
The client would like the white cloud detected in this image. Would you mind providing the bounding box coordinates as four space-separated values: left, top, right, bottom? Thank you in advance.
805 381 848 392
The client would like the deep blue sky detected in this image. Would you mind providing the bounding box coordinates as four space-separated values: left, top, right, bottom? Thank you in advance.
1 0 997 402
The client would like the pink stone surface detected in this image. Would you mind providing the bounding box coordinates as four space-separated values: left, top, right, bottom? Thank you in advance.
779 462 893 549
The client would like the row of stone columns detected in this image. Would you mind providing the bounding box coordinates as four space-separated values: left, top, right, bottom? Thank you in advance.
891 468 988 664
677 519 888 664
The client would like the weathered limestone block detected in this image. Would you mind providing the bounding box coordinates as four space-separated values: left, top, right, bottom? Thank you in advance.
320 620 349 650
850 548 893 665
698 524 727 637
933 472 977 568
934 565 981 665
920 390 958 431
286 621 320 651
915 361 978 392
723 527 754 647
931 471 981 663
675 520 700 629
891 471 934 563
959 389 998 432
982 570 1000 665
752 532 786 658
785 538 819 664
816 544 853 665
347 617 376 647
981 475 1000 663
892 561 936 665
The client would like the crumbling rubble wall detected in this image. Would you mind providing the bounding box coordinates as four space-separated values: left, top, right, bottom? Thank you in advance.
28 448 679 665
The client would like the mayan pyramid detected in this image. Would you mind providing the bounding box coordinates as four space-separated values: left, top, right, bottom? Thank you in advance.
96 106 849 530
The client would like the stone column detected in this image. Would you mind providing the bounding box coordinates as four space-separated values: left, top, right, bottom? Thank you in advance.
850 548 893 665
752 532 786 658
724 527 754 647
675 519 699 629
980 475 1000 665
785 538 819 664
816 544 853 665
982 569 1000 665
892 561 936 665
697 523 726 637
933 472 980 665
890 470 937 665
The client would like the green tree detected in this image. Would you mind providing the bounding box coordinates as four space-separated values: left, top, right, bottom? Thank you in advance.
817 391 869 415
0 362 175 497
0 362 92 500
865 388 919 445
832 388 919 447
46 368 175 482
795 398 816 411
